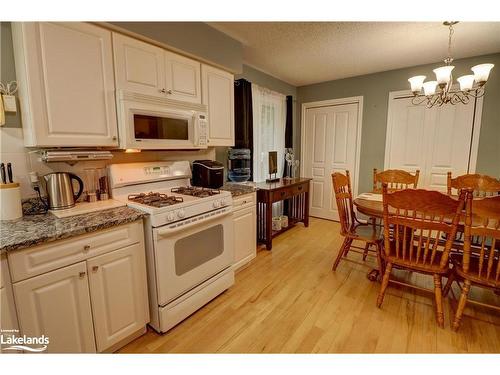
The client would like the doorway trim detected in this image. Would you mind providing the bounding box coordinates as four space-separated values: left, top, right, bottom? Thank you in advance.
384 89 483 173
300 96 364 197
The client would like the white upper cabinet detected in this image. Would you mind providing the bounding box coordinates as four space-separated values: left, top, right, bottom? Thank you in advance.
164 51 202 103
113 33 165 96
201 64 235 146
113 33 201 103
12 22 118 147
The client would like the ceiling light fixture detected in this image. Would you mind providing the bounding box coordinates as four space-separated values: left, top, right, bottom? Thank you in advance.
408 21 494 108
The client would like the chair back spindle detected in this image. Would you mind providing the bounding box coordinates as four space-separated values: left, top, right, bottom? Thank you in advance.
382 185 467 271
332 171 356 236
373 168 420 193
462 195 500 287
447 172 500 197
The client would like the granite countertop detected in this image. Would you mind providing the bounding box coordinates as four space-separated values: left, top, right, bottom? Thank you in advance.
221 182 257 197
0 206 146 253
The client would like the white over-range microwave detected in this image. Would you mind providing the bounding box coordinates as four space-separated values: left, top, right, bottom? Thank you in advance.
116 90 208 150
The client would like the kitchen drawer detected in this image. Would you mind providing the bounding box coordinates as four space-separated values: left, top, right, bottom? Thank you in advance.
8 221 143 282
293 183 308 195
271 189 292 202
232 192 256 211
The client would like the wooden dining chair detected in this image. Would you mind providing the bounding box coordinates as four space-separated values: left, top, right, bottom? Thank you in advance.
377 184 467 328
373 168 420 193
331 171 383 273
445 195 500 331
447 172 500 197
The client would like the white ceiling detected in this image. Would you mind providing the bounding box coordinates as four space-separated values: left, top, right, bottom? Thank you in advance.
208 22 500 86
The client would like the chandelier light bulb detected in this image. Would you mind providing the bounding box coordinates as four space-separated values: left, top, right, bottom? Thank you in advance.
471 63 494 84
433 66 455 85
408 75 426 94
423 81 438 96
457 75 475 91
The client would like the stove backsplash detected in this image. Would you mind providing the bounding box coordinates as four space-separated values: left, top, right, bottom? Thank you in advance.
1 127 218 199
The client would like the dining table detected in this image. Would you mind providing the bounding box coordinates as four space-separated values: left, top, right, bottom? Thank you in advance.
352 191 484 282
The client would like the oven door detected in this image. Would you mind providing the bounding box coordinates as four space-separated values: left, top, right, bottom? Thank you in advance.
153 208 234 306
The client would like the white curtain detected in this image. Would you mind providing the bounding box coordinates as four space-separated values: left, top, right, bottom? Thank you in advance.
251 84 286 183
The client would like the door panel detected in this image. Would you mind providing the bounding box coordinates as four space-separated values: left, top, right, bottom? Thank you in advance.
386 96 476 192
17 22 118 147
386 99 427 174
424 102 475 191
13 262 96 353
165 51 201 103
202 64 235 146
113 33 165 96
304 103 359 220
233 206 256 267
87 243 149 352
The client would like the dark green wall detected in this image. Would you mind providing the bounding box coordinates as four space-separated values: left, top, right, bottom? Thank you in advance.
297 53 500 193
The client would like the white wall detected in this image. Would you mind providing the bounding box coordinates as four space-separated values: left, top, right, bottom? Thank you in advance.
0 127 216 198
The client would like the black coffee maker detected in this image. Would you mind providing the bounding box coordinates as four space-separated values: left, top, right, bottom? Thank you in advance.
191 160 224 189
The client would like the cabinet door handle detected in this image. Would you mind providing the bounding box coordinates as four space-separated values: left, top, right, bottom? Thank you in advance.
167 89 172 94
92 266 99 272
112 136 117 141
83 244 91 252
79 272 86 278
159 88 166 93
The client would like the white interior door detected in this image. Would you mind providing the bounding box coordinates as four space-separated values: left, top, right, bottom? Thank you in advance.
303 102 360 220
385 95 478 192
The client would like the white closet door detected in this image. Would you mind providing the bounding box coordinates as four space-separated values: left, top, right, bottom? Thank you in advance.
303 103 359 220
423 103 475 190
385 95 477 192
385 98 429 176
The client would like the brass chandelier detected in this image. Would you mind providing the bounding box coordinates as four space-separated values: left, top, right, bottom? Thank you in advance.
408 21 494 108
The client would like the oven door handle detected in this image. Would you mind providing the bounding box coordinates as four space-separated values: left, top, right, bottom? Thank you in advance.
156 207 232 237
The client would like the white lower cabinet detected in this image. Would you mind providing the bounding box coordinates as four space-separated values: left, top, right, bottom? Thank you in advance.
13 262 96 353
9 221 148 353
1 253 20 353
232 193 257 271
1 286 18 334
87 243 149 352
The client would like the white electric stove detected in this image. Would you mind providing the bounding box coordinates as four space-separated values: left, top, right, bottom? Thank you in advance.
108 161 234 333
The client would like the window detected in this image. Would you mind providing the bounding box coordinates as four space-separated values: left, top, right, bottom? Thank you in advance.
251 84 286 182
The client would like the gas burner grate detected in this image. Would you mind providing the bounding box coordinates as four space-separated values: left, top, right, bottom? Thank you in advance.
127 192 184 207
171 186 221 198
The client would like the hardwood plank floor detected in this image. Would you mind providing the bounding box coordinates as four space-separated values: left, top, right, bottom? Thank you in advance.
119 217 500 353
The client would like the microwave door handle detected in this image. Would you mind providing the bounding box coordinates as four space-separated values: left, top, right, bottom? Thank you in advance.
156 208 232 238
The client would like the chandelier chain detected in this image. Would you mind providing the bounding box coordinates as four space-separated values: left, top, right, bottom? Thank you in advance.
447 24 453 63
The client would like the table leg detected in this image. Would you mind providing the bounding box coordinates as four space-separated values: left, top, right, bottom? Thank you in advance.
266 202 273 250
304 190 310 228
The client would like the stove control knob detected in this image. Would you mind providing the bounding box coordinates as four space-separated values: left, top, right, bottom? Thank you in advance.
177 209 185 219
166 212 175 221
213 200 220 208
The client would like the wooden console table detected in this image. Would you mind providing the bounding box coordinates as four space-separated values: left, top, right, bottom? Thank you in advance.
256 178 311 250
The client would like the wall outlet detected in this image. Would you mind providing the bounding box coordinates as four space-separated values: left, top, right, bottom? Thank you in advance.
29 171 40 188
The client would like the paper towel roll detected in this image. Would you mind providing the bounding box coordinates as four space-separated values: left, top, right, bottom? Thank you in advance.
0 183 23 220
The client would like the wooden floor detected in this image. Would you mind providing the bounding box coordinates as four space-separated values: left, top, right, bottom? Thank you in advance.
120 217 500 353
